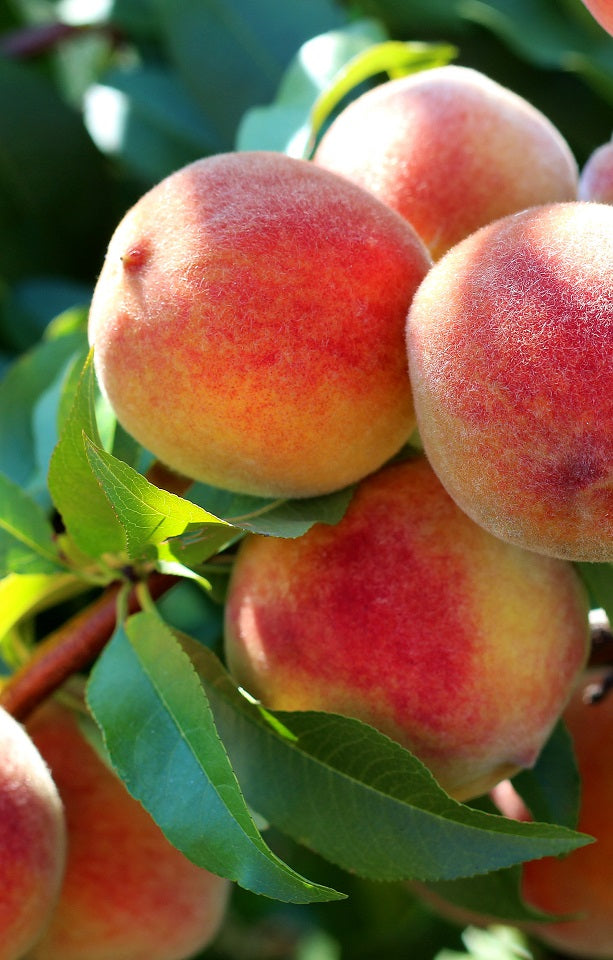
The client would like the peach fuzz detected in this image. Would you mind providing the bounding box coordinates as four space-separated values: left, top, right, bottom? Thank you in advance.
0 706 65 960
313 65 578 261
26 700 230 960
406 201 613 563
224 456 589 802
581 0 613 35
88 151 431 499
579 138 613 203
492 668 613 958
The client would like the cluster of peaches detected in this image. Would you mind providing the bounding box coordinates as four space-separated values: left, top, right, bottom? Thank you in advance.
3 64 612 959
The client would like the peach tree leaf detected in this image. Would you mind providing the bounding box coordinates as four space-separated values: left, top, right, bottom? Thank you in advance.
0 471 64 575
309 39 458 146
187 480 354 539
48 351 127 560
0 329 85 488
84 438 236 562
179 638 592 883
86 611 344 904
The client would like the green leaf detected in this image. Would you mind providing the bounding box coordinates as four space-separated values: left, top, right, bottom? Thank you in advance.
236 19 389 156
91 65 223 183
0 472 63 575
421 867 555 925
181 640 592 883
84 439 236 562
154 0 346 148
576 562 613 624
309 39 458 146
86 612 344 903
0 572 87 645
0 57 111 283
47 352 127 560
188 483 354 539
511 720 580 829
0 329 86 488
459 0 613 103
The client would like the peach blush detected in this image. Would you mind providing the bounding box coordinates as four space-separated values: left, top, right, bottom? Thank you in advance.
314 65 577 260
406 201 613 562
224 457 590 803
88 151 431 498
0 705 65 960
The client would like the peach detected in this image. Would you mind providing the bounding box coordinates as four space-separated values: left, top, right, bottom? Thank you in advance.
406 201 613 563
492 668 613 958
88 151 431 498
26 699 230 960
224 456 589 802
313 65 578 260
580 0 613 35
579 138 613 203
0 706 65 960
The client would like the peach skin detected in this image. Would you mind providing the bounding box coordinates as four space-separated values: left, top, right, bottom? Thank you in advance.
0 705 65 960
579 137 613 203
406 201 613 563
88 151 431 498
26 700 230 960
313 65 578 260
224 456 590 802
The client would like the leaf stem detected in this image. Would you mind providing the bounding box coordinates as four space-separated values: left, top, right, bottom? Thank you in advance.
0 572 179 722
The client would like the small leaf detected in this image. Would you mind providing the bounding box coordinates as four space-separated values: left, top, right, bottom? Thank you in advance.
181 639 592 883
48 352 127 560
511 720 580 829
0 472 63 575
309 40 458 146
86 612 344 903
84 440 237 561
188 482 354 539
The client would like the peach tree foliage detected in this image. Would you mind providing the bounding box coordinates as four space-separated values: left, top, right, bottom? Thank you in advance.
0 1 612 958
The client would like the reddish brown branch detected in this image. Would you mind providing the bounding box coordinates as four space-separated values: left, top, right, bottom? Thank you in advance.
0 572 178 723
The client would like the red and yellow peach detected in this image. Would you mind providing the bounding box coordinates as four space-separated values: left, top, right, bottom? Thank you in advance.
314 65 578 260
406 201 613 563
0 705 65 960
88 151 431 498
224 456 589 802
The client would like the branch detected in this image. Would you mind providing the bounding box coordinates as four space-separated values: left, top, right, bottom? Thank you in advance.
0 572 178 722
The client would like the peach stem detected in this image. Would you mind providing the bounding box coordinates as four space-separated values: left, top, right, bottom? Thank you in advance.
0 572 179 722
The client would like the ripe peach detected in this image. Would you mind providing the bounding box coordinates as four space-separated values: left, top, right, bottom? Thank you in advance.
406 201 613 563
579 138 613 203
313 65 578 260
26 700 230 960
493 668 613 958
224 456 590 802
580 0 613 35
0 706 65 960
88 151 431 498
